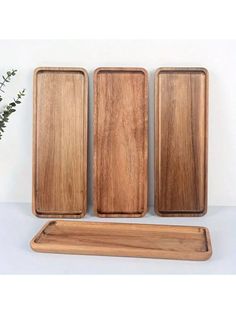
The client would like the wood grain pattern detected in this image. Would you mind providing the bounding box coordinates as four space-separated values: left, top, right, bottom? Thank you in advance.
94 67 148 217
33 67 88 218
31 221 212 261
155 68 208 216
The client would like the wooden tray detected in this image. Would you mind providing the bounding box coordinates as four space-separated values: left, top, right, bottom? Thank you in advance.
94 67 148 217
155 68 208 216
33 67 88 218
31 221 212 261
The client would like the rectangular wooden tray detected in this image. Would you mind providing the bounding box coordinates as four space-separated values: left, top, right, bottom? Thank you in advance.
33 67 88 218
155 67 208 216
93 67 148 217
31 221 212 261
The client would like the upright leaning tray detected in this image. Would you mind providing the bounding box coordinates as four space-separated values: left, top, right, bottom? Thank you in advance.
33 67 88 218
94 67 148 217
155 67 208 216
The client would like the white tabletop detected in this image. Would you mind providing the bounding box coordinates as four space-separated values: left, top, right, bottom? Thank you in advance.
1 203 235 274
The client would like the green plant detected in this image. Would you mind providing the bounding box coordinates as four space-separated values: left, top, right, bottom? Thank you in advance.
0 69 26 140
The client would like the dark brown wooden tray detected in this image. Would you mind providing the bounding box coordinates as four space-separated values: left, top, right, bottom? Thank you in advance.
31 221 212 261
33 67 88 218
155 67 208 216
93 67 148 217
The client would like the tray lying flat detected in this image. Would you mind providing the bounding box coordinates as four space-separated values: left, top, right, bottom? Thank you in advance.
33 67 88 218
31 221 212 261
155 68 208 216
94 67 148 217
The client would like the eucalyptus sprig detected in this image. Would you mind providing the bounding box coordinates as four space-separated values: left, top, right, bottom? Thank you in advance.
0 69 17 96
0 69 26 140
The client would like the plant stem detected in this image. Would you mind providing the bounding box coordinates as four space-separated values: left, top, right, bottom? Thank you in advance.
0 69 17 94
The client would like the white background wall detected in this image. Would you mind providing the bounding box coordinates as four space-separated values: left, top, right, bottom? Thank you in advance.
0 39 235 206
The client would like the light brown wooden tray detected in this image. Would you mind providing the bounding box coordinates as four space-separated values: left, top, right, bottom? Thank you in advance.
93 67 148 218
31 221 212 261
33 67 88 218
155 67 208 217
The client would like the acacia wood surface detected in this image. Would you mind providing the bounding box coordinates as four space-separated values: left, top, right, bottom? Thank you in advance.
155 68 208 216
33 67 88 218
31 221 212 261
94 67 148 217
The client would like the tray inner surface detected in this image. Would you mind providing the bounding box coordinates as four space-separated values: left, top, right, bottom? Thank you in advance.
155 68 208 216
33 68 87 218
94 68 148 217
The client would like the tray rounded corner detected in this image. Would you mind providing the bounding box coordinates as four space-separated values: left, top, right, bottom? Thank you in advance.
34 67 46 76
94 67 105 77
94 209 105 218
154 206 165 217
32 206 41 218
197 207 208 216
138 207 148 218
198 67 209 77
30 238 38 252
202 249 212 261
203 225 211 235
137 67 148 77
78 67 88 79
78 210 86 219
30 220 57 251
32 208 46 218
155 67 167 78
